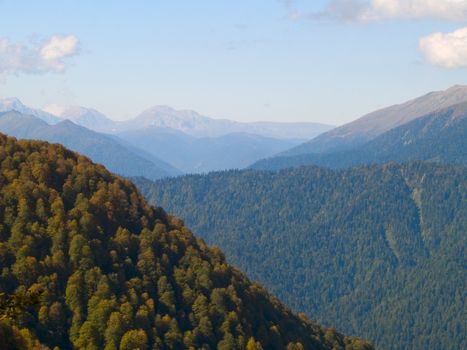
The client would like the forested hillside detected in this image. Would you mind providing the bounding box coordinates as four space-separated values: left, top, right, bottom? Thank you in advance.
0 133 372 349
251 101 467 171
137 163 467 350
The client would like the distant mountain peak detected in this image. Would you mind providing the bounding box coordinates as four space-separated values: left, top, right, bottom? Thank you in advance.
144 105 180 113
44 104 116 132
137 105 210 123
0 97 28 112
0 97 61 125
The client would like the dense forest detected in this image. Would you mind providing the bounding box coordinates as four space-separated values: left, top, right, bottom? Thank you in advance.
0 133 373 349
137 162 467 350
251 101 467 171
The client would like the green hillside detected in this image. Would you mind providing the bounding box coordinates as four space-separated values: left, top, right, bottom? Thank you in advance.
0 133 372 350
137 163 467 350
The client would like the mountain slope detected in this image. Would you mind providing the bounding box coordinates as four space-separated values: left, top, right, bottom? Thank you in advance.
251 100 467 171
284 85 467 156
0 133 373 350
0 109 49 138
0 111 180 180
136 163 467 350
118 127 301 173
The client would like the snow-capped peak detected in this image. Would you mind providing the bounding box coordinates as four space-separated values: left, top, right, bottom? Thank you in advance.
43 104 116 132
0 97 61 125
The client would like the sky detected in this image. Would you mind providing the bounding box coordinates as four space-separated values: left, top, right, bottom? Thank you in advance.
1 0 467 125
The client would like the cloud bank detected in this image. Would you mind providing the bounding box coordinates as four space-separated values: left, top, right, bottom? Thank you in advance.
0 35 80 77
291 0 467 69
314 0 467 22
419 27 467 69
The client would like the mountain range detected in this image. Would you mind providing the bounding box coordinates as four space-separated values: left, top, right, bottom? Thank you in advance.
4 85 467 175
0 111 180 180
113 105 333 139
1 98 333 174
44 103 332 140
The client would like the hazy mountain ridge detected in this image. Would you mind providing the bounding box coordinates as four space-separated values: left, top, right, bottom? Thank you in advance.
0 111 181 180
283 85 467 156
2 98 334 173
117 105 334 139
250 101 467 171
0 99 313 175
42 102 333 140
3 85 467 175
136 162 467 350
118 127 302 173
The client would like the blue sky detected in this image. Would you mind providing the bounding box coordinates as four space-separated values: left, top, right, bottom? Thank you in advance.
1 0 467 125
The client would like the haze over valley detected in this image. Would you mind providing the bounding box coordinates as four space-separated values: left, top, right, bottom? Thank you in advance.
0 98 333 175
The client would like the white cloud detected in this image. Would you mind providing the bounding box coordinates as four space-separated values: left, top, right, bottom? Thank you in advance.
0 35 80 77
313 0 467 22
40 35 80 71
419 27 467 68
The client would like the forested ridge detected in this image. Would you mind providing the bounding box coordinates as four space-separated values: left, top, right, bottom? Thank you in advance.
251 100 467 171
137 162 467 350
0 133 373 349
